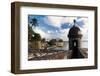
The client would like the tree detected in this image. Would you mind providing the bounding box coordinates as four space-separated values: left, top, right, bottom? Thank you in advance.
28 24 33 41
32 33 41 41
41 38 46 43
58 39 63 42
31 18 38 28
48 39 57 46
28 18 40 42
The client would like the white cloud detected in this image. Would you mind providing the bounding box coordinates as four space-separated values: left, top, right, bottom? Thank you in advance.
59 29 70 41
47 16 78 29
76 17 88 40
62 17 77 24
34 27 57 40
34 27 49 39
55 30 58 33
33 16 88 41
77 17 88 22
47 30 52 34
47 16 63 28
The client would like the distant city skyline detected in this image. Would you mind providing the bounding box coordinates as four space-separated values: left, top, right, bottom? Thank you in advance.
28 15 88 41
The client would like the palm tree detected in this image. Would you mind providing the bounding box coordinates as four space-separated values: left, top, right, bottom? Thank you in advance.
28 17 42 49
28 18 39 41
28 24 33 41
31 18 38 28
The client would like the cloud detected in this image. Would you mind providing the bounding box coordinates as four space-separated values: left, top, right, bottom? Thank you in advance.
62 17 77 23
77 17 88 37
29 15 88 41
47 30 53 34
59 29 70 41
61 23 72 29
47 16 63 28
34 27 49 39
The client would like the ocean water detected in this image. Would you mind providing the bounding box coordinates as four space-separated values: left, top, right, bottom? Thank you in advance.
81 41 88 48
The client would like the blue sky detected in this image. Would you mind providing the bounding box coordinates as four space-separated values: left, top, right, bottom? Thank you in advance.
28 15 88 41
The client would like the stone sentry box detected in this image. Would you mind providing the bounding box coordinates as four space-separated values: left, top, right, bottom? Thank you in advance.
68 20 84 58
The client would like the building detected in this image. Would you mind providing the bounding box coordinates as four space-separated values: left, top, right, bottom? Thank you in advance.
68 20 84 58
41 38 47 49
32 41 42 49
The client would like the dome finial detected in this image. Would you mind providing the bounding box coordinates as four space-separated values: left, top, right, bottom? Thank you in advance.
73 19 76 26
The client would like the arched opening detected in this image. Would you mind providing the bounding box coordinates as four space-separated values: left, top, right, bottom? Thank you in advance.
72 40 78 48
71 40 78 58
